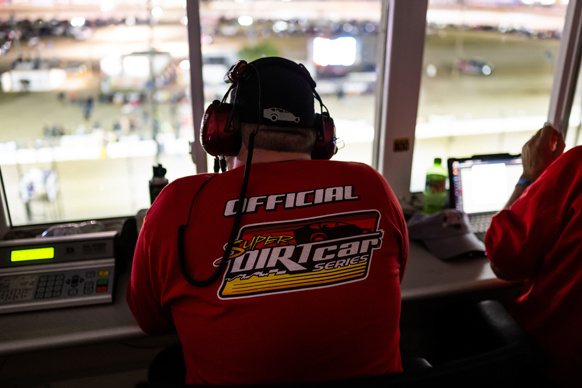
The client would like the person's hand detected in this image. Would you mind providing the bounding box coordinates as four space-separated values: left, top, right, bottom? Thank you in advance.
520 125 565 182
501 125 565 210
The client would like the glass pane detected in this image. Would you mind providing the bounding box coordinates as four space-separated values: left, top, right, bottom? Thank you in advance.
565 50 582 148
411 1 568 192
199 0 381 167
0 1 194 226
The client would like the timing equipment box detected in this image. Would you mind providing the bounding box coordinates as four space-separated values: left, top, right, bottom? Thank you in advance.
0 231 117 314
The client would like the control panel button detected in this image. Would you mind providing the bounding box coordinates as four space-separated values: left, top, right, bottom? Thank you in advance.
97 278 109 286
84 282 95 294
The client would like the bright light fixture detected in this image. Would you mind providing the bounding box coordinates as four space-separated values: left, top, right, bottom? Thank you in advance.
70 17 85 27
313 37 357 66
151 7 163 19
238 16 254 26
179 60 190 71
273 21 288 33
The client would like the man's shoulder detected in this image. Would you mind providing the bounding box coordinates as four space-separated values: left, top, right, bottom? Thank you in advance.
153 173 216 204
300 160 380 174
297 160 393 195
167 173 216 189
564 145 582 159
548 146 582 177
327 160 384 179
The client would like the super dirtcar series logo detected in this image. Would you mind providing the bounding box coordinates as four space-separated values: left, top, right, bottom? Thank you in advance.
216 211 383 299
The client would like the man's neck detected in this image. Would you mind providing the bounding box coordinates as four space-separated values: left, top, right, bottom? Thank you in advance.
230 148 311 170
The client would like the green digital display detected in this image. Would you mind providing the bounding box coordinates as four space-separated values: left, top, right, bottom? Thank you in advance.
11 247 55 262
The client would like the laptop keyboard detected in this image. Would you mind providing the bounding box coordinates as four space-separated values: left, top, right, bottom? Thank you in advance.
469 213 494 242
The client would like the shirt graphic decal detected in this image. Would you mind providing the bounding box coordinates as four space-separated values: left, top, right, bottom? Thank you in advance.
217 210 383 299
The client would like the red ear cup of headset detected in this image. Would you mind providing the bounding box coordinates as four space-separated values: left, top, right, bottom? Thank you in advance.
312 112 337 160
200 61 250 158
200 100 241 157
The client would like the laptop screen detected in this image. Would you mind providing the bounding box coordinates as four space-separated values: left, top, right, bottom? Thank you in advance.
448 154 523 215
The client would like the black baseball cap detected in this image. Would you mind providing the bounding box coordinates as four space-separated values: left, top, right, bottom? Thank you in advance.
230 57 316 128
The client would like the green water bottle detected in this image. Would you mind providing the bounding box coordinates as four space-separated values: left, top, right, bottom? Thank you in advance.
423 158 447 214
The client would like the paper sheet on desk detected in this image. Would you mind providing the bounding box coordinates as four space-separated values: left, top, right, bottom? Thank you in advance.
407 209 485 260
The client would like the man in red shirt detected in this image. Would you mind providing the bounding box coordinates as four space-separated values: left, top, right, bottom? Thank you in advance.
485 125 582 387
127 57 408 385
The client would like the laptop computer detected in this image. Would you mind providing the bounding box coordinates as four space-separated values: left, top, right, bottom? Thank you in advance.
448 154 523 241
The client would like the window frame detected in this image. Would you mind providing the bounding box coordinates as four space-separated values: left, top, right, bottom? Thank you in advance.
547 0 582 134
1 0 581 238
374 0 428 201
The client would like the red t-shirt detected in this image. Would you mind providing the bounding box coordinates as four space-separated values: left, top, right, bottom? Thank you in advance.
127 160 408 385
485 146 582 386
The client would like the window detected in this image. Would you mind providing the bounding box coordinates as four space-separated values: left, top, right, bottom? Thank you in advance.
0 1 577 230
198 0 382 167
566 76 582 147
411 0 569 192
1 0 385 229
564 37 582 148
0 1 194 227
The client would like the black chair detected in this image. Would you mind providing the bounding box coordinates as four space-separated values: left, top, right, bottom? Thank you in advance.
136 299 547 388
412 299 550 387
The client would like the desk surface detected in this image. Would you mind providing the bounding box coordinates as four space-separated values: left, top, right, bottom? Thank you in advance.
0 241 516 356
401 242 514 300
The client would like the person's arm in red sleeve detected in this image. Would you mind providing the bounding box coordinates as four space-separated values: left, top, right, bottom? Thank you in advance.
485 125 566 281
126 207 176 335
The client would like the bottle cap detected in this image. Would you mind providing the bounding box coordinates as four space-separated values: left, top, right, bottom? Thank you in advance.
434 157 442 165
153 164 167 177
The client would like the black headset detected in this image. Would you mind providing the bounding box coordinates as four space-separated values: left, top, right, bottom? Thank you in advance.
179 57 337 287
200 58 337 162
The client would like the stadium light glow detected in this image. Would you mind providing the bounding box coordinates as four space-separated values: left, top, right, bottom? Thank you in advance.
313 37 357 66
238 16 254 26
